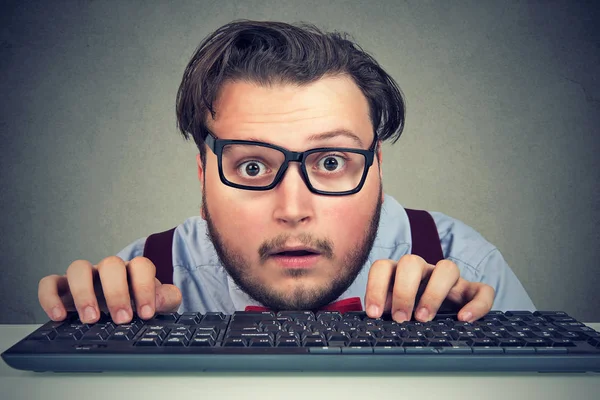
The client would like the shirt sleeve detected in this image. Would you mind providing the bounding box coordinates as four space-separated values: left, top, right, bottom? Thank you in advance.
115 237 147 262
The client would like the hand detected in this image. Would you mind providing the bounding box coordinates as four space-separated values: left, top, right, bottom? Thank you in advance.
38 256 182 324
364 255 495 323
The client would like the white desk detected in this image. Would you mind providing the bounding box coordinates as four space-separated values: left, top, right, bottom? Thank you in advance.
1 324 599 400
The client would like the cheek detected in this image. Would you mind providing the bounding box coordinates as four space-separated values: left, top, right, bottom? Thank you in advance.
321 198 375 243
204 184 266 246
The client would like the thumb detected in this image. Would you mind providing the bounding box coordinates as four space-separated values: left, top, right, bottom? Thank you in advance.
154 281 183 313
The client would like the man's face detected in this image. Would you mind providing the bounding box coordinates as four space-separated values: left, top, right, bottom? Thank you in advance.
197 75 383 310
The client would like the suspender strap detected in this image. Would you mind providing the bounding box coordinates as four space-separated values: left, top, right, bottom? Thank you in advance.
143 227 176 285
405 208 456 312
142 209 444 286
404 208 444 265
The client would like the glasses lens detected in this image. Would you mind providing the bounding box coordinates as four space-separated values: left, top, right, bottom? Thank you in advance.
221 144 285 187
304 150 367 192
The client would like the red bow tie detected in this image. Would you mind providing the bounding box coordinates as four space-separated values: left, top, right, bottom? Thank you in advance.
245 296 363 314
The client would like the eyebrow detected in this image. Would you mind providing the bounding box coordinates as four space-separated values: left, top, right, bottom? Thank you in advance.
243 129 365 148
306 129 365 147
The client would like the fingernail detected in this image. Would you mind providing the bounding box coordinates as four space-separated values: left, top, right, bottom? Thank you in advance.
83 306 97 322
141 305 154 319
367 304 380 317
51 306 62 320
461 311 473 321
116 309 130 324
393 311 408 322
416 307 429 321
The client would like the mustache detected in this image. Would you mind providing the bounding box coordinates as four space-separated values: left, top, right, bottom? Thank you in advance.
258 233 334 262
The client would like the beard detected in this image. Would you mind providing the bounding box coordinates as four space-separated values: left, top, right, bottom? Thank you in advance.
203 189 382 311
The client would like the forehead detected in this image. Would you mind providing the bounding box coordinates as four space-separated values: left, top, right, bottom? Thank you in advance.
208 75 373 148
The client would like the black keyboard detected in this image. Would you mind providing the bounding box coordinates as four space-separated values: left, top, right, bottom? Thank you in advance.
3 310 600 372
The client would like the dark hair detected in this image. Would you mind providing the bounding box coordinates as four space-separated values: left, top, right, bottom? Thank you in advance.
176 20 405 163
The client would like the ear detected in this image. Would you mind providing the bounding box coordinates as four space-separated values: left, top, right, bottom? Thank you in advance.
196 154 207 220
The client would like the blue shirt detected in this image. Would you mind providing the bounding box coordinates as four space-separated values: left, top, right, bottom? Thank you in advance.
116 194 536 314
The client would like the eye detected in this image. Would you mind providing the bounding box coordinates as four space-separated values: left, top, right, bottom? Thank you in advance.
317 155 346 172
238 160 268 178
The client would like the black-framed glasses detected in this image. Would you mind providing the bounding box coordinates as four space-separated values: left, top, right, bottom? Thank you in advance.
204 131 377 196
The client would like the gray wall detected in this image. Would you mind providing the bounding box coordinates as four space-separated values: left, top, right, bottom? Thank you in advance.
1 0 598 323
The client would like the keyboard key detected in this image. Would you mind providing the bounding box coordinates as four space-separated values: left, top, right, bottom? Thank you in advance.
195 327 218 338
164 337 187 346
348 337 373 347
308 346 340 353
468 338 498 347
149 312 179 322
498 338 525 347
82 329 110 341
277 338 300 347
316 311 342 322
535 347 568 354
249 338 273 347
472 347 504 354
28 329 57 341
223 338 246 347
374 338 398 347
523 338 552 347
405 347 438 354
503 346 535 354
202 312 228 323
56 331 84 341
189 337 214 347
373 346 405 354
168 332 191 342
402 338 424 347
277 311 314 321
110 330 135 341
177 313 202 325
437 346 472 354
304 338 327 347
550 338 575 347
135 337 160 346
425 338 452 347
505 311 534 317
534 311 569 317
341 346 373 354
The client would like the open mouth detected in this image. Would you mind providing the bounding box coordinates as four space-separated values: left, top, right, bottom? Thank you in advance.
273 250 319 257
268 248 321 268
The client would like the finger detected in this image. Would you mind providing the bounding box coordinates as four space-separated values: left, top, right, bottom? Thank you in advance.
414 260 461 322
127 257 157 319
65 260 101 323
456 282 495 322
364 260 396 318
391 254 432 322
155 281 183 313
38 274 71 321
96 256 132 324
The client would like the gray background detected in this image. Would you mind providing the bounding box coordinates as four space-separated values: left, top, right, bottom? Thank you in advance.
0 0 598 324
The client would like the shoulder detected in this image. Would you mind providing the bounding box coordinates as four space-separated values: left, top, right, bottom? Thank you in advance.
429 210 499 277
377 195 498 275
171 216 221 266
115 216 220 267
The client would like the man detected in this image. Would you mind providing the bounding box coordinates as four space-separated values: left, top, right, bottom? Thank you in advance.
37 20 535 326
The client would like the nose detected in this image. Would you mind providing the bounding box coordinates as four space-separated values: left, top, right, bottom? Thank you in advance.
271 163 314 226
